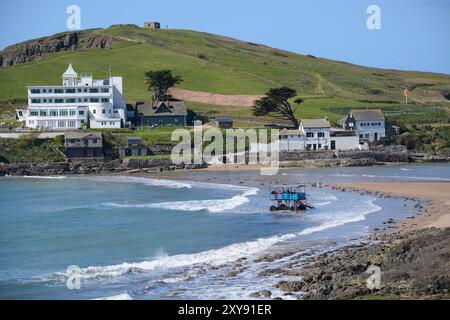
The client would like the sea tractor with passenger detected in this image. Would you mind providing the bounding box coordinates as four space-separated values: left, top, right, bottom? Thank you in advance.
270 184 314 211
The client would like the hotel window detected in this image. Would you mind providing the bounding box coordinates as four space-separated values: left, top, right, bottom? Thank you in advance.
48 89 53 93
50 109 58 116
318 144 322 149
54 89 64 94
84 88 88 93
66 99 76 103
69 110 76 116
28 120 34 125
101 98 109 103
58 121 66 128
101 88 109 93
42 89 47 93
89 88 99 93
114 110 118 114
48 99 53 103
65 89 75 94
306 132 314 138
55 99 64 104
84 98 88 102
110 122 114 125
93 109 97 114
31 99 41 104
306 144 312 149
90 98 99 103
38 121 46 127
68 121 76 127
30 89 41 94
318 132 325 138
30 110 39 116
59 109 68 116
79 110 85 115
48 121 56 128
42 99 47 103
39 110 48 116
102 109 106 114
78 99 83 102
78 89 82 93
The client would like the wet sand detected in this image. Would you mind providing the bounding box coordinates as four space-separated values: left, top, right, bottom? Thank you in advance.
333 182 450 231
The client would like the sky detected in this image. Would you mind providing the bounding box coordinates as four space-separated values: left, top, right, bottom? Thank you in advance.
1 0 449 74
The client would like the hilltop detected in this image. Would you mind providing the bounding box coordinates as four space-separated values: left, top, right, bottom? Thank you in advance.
0 24 449 128
1 24 450 103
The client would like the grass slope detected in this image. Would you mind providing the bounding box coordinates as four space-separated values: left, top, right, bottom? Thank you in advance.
1 25 450 105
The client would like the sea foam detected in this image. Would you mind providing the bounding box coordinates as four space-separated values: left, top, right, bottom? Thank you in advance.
43 197 380 283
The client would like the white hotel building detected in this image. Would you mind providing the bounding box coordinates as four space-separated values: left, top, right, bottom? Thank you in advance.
16 64 127 129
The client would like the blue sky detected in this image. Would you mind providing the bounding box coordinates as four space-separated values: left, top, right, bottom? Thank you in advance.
1 0 449 74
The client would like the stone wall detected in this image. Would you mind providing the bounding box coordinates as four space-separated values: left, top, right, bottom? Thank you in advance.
280 150 334 161
279 145 408 163
337 145 408 162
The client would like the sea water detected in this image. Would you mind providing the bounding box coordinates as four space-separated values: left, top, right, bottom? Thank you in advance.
0 163 448 299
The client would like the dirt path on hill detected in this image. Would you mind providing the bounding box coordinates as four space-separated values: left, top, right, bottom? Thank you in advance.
169 88 263 107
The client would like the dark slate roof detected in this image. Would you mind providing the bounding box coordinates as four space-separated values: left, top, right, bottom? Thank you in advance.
351 109 385 121
64 132 102 140
137 101 188 117
216 118 233 123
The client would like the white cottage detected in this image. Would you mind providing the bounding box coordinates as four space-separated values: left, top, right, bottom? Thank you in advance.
300 119 331 151
279 118 363 151
16 64 127 130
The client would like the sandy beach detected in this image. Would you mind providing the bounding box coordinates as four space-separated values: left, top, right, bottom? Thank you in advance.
332 182 450 231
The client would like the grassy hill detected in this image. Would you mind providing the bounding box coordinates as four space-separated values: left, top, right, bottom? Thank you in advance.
0 24 449 127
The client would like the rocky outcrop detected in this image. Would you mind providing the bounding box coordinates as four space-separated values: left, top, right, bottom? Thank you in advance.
337 145 409 162
409 150 450 162
273 228 450 299
0 31 116 67
0 158 206 176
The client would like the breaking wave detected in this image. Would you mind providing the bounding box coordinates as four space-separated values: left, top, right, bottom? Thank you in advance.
42 198 380 284
21 176 67 180
95 293 133 300
74 176 193 189
102 187 258 213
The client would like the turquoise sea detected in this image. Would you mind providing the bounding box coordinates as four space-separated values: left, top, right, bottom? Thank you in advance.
0 163 449 299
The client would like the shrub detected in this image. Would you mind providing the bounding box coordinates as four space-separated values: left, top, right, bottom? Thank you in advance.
197 53 209 60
